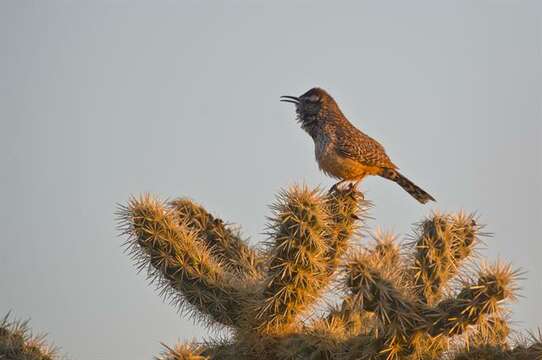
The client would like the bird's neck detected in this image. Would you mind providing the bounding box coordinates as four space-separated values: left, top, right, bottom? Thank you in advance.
300 116 320 139
300 102 348 139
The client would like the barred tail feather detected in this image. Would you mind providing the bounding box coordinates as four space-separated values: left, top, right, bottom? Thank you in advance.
380 168 435 204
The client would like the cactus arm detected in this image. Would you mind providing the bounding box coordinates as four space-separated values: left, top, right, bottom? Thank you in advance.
169 198 264 280
324 232 400 338
451 336 542 360
119 195 250 327
323 186 367 274
255 186 332 334
410 212 479 305
0 314 58 360
155 343 210 360
425 263 517 338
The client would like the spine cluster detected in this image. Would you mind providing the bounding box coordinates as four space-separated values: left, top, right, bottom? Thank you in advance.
0 314 57 360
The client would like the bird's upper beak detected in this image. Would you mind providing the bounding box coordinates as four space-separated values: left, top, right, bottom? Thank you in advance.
280 95 299 105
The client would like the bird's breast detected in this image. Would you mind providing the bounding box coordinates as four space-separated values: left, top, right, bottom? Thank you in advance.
314 134 378 180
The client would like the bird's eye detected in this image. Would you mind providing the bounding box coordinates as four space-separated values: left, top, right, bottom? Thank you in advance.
308 95 320 103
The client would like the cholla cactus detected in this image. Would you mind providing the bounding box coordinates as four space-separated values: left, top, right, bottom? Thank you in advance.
156 343 209 360
118 185 541 360
0 314 59 360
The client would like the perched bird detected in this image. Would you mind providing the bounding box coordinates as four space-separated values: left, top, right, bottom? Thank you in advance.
281 87 435 204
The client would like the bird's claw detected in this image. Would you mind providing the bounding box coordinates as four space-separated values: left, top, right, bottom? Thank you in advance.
330 180 349 192
329 182 342 193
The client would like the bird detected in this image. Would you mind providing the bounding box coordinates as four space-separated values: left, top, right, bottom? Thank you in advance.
280 87 435 204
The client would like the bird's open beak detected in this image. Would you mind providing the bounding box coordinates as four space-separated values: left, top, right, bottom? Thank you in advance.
280 95 299 105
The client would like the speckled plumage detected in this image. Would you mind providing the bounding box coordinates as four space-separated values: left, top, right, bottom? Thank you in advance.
282 87 435 204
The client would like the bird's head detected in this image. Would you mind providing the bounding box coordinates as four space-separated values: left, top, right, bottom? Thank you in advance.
280 87 338 133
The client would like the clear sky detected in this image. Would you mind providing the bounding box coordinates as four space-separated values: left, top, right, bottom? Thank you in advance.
1 1 540 359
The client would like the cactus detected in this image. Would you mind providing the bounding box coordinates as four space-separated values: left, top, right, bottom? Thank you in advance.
156 343 209 360
117 185 540 359
0 314 58 360
3 184 539 359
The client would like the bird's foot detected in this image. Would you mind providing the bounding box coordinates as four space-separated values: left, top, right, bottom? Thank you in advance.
329 181 345 193
346 181 364 200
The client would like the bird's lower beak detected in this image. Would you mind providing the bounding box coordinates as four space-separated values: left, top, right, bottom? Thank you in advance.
280 95 299 104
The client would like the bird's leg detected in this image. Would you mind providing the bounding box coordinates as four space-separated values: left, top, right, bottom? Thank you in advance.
349 180 365 200
330 180 346 193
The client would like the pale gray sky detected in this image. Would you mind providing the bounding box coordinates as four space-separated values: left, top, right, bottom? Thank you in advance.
1 1 541 359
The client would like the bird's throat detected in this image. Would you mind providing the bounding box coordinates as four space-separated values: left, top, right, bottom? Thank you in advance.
299 115 319 139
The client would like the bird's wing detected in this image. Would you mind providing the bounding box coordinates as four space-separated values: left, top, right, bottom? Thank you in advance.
335 125 398 169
